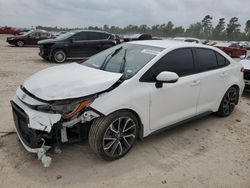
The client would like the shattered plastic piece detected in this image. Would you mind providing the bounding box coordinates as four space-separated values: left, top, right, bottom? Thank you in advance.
54 146 62 154
41 155 52 168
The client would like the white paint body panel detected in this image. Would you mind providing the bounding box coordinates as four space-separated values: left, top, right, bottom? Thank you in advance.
23 63 122 101
241 59 250 70
241 59 250 86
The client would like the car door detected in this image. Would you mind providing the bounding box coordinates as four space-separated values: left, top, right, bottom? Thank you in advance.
195 48 230 113
68 31 89 57
141 48 200 131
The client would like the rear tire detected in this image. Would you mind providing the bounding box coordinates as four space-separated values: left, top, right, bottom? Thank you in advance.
89 110 138 160
52 49 67 63
215 87 239 117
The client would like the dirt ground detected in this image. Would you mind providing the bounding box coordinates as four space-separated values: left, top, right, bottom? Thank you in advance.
0 34 250 188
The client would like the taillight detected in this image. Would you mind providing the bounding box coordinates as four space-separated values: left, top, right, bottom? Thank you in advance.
241 67 245 72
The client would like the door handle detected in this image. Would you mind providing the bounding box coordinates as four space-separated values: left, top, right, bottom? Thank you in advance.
190 80 200 87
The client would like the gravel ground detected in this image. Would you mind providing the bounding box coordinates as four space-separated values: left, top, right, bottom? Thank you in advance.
0 35 250 188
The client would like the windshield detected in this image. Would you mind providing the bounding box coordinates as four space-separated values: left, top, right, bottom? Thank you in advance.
22 30 34 36
81 43 164 79
56 31 76 40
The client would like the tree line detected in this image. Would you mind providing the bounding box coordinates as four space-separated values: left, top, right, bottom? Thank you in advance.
36 15 250 41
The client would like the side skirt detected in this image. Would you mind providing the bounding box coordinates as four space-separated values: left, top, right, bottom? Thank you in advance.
146 111 213 138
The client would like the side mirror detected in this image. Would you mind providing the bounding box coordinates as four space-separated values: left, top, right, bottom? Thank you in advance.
70 38 75 43
240 55 246 60
155 71 179 88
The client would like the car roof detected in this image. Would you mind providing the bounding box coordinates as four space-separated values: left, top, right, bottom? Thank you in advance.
129 40 209 49
72 30 111 34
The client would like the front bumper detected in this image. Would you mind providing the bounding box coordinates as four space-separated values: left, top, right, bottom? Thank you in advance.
6 38 15 45
244 80 250 91
39 46 52 60
11 95 61 149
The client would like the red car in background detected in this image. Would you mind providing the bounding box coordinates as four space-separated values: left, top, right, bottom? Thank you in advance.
0 26 21 35
214 42 247 58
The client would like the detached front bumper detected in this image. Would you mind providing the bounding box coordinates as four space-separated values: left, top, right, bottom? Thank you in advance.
11 96 62 167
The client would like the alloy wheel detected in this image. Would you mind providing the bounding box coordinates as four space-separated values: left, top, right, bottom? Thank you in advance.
222 89 237 115
103 117 136 158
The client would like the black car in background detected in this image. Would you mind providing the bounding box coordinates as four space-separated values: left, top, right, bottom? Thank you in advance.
6 30 54 47
38 30 120 63
123 33 152 42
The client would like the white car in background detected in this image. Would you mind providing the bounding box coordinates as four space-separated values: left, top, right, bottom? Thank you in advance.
11 40 244 167
240 55 250 90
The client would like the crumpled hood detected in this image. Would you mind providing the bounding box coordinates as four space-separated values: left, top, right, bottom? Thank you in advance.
23 63 122 101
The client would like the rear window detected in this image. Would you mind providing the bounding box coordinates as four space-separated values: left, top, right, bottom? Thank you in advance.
196 48 218 72
216 52 230 67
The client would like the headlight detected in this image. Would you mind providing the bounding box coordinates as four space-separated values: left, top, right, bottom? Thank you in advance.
36 98 93 120
52 98 93 119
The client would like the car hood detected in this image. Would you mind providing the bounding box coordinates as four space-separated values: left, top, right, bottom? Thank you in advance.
22 63 123 101
38 38 58 45
7 35 23 39
241 59 250 70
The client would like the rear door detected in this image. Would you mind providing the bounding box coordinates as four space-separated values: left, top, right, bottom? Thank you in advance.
86 32 113 56
195 48 230 113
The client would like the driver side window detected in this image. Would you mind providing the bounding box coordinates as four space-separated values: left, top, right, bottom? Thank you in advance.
140 48 195 82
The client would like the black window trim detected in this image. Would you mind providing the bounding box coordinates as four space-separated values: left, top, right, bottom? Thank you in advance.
140 47 197 83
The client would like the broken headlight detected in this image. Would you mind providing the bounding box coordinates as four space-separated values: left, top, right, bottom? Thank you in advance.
35 98 93 120
51 98 93 119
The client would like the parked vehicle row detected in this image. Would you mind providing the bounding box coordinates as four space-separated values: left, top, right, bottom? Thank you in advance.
39 30 121 63
6 30 54 47
11 40 244 166
214 42 247 58
0 26 21 35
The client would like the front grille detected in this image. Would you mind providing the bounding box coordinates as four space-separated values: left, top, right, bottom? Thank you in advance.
11 101 42 148
244 70 250 81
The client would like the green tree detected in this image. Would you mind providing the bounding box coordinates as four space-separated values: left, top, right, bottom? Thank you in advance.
213 18 226 40
186 22 202 38
245 20 250 40
201 15 213 38
226 17 241 40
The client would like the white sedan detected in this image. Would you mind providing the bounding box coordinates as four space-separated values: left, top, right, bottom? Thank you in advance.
240 55 250 90
11 40 244 166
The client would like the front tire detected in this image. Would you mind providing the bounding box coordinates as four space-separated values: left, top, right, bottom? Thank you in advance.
15 40 24 47
89 110 138 160
215 87 239 117
52 49 67 63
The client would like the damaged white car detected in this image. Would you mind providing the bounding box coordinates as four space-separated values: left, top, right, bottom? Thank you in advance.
11 41 244 167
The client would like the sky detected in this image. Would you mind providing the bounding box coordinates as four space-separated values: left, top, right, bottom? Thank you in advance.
0 0 249 29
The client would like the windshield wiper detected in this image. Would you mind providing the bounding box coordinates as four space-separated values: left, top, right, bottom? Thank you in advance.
120 49 127 73
101 46 123 70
